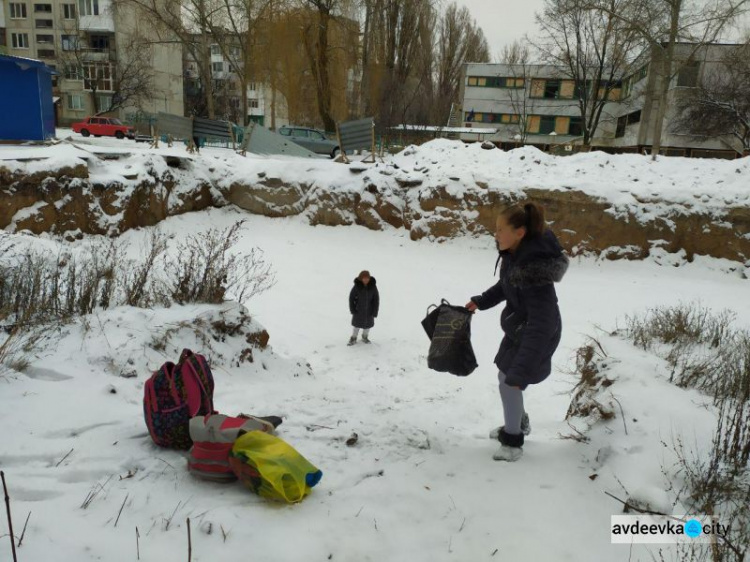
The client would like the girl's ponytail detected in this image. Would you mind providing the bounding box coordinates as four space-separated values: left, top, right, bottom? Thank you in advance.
523 203 545 236
501 202 546 238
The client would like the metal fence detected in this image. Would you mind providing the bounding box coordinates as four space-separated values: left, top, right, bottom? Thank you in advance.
241 122 317 158
337 118 374 153
156 112 193 140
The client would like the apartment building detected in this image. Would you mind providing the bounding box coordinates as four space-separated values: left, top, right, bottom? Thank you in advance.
184 42 291 129
460 43 745 157
0 1 7 52
1 0 183 125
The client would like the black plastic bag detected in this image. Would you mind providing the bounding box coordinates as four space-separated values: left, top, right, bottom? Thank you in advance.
421 299 478 377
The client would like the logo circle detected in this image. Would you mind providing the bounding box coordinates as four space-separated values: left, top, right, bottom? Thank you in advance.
684 519 702 538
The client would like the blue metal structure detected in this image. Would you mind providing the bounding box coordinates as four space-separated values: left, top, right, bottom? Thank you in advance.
0 54 56 141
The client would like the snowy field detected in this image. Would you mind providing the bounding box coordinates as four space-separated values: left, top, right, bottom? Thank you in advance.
1 207 749 561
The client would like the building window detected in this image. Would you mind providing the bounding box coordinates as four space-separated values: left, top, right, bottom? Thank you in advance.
67 94 85 110
615 110 641 138
464 112 521 124
36 34 54 43
568 117 583 137
466 76 524 89
63 3 76 18
249 99 259 109
212 62 224 72
78 0 99 16
64 64 80 79
34 3 51 11
96 93 113 112
83 62 114 91
249 82 257 91
616 115 627 138
35 19 53 28
210 44 221 56
37 49 55 58
229 46 241 58
539 115 556 134
89 34 109 51
677 60 700 88
10 3 28 18
543 80 561 99
62 34 79 51
622 77 632 99
11 33 30 49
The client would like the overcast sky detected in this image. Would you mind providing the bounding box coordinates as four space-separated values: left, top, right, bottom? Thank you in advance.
454 0 547 60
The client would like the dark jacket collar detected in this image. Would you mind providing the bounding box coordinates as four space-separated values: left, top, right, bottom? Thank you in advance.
495 230 569 288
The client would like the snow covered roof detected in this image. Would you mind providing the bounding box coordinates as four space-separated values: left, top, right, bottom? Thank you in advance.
392 125 498 135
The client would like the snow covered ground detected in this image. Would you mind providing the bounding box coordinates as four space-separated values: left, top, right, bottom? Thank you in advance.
2 207 749 561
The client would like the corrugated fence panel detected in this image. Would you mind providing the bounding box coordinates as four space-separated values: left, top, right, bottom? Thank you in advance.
241 123 317 158
156 113 193 139
338 118 373 152
193 117 232 140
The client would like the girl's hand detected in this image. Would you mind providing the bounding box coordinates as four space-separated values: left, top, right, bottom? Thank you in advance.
465 301 478 312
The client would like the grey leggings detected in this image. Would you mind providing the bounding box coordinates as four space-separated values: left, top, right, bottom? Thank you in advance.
352 327 370 338
498 370 525 435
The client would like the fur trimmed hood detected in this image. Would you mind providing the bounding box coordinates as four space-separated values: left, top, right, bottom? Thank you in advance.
353 276 377 287
500 230 569 288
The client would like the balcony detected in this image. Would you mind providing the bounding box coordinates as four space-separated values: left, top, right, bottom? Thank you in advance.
79 0 115 31
79 14 115 32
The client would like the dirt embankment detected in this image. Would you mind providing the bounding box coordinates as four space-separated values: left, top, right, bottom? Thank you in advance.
2 156 749 264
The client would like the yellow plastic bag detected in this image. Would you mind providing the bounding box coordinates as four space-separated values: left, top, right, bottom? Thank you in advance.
229 431 323 503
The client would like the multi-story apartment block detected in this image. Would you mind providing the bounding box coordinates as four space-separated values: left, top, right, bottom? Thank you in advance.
0 0 7 53
1 0 183 125
184 42 290 129
460 43 745 158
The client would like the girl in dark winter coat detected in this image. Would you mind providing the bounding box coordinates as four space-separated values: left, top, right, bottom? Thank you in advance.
348 270 380 345
466 203 568 462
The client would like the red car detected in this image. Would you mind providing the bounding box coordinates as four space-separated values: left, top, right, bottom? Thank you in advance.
72 117 135 139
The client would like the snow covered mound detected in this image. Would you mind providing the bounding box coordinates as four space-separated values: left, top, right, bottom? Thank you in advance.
2 138 749 262
393 140 750 217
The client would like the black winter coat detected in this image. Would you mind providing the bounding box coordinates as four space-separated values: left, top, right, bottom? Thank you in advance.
471 230 568 390
350 277 380 329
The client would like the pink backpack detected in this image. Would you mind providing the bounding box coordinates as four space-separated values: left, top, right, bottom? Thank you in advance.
143 349 215 450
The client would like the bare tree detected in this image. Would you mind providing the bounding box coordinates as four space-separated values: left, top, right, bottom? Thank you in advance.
202 0 279 125
584 0 750 159
300 0 340 131
533 0 643 145
116 0 219 118
497 39 536 143
58 17 155 115
671 41 750 153
433 2 489 125
365 0 436 134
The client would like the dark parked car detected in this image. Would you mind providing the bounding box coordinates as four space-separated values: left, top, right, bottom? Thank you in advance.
278 126 340 158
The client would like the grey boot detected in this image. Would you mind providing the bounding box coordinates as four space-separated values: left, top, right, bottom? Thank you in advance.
347 337 357 346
